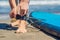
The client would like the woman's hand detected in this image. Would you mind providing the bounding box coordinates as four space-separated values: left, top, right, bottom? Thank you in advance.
10 7 17 18
19 2 29 16
10 6 20 18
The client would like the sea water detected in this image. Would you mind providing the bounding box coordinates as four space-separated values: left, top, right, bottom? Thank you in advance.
0 0 60 20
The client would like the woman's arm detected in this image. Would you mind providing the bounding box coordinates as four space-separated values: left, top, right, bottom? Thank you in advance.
9 0 16 9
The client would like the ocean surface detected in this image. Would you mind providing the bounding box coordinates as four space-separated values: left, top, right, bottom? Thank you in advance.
0 0 60 20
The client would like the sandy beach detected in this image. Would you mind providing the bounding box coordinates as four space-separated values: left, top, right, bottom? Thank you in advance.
0 20 59 40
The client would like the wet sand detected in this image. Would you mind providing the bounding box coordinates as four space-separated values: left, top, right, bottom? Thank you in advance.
0 20 59 40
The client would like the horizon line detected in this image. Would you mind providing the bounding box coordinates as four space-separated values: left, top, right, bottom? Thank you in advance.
0 1 60 6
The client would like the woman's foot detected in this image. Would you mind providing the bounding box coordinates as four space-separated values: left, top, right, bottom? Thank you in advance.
16 20 27 33
15 28 27 33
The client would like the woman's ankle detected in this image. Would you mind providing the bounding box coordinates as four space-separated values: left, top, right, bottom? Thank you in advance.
15 28 27 33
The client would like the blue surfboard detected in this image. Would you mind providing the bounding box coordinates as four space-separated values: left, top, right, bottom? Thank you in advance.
30 11 60 37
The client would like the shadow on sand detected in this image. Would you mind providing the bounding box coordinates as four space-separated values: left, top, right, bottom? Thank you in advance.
0 23 60 40
0 23 18 30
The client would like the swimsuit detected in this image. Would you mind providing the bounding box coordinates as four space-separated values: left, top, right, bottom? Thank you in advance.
16 14 26 20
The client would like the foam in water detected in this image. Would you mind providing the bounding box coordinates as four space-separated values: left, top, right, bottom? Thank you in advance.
0 1 60 6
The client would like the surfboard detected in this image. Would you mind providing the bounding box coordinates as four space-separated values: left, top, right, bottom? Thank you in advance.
30 11 60 37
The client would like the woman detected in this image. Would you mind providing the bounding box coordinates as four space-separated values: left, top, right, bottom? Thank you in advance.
9 0 29 33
